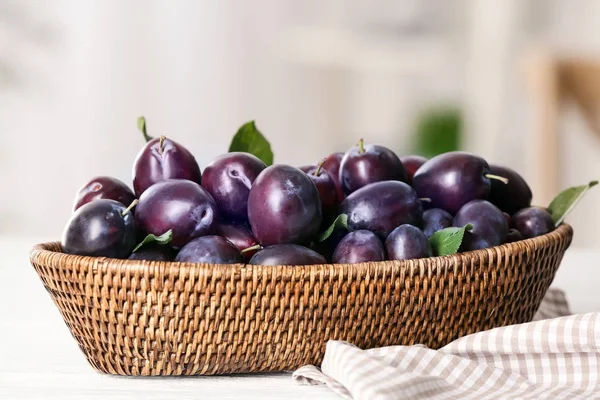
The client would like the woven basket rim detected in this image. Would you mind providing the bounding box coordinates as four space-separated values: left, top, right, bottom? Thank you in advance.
30 224 573 273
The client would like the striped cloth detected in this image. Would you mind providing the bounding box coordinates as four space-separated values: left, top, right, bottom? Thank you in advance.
293 289 600 399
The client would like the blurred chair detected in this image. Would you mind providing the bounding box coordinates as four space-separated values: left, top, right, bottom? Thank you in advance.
525 54 600 204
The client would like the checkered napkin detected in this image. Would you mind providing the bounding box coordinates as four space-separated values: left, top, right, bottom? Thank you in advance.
294 289 600 399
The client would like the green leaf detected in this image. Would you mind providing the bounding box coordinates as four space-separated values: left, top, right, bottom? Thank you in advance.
316 214 348 242
429 224 473 256
547 181 598 226
137 116 154 142
132 230 173 252
229 121 273 165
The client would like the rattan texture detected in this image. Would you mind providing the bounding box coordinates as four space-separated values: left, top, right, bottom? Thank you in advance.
29 224 573 376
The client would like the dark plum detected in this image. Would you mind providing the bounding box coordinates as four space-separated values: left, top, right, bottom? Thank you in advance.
512 207 555 239
341 181 422 239
339 139 407 195
128 244 177 261
73 176 136 211
132 135 202 196
175 235 242 264
247 165 322 246
505 229 523 243
332 230 385 264
503 212 512 228
300 164 338 224
322 152 344 201
135 179 219 248
453 200 509 251
422 208 453 238
399 155 428 185
412 152 507 215
62 199 137 258
385 224 431 260
488 164 532 215
215 221 259 260
248 244 326 266
201 152 266 220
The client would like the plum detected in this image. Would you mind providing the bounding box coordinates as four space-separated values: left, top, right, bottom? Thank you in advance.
341 181 422 239
399 155 428 185
453 200 509 251
201 152 266 220
503 212 512 228
339 139 407 195
412 152 507 215
62 199 137 258
322 152 344 201
175 235 242 264
135 179 218 248
128 244 177 261
300 163 338 225
132 135 202 196
248 244 326 266
332 230 385 264
386 224 431 260
512 207 555 239
215 221 259 260
73 176 136 211
505 229 523 243
488 164 532 215
247 165 322 246
422 208 453 238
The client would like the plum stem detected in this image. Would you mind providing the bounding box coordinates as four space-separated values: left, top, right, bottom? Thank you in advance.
158 136 166 155
122 199 139 216
314 159 326 176
357 138 365 154
241 244 262 254
419 198 432 203
137 116 154 142
486 174 509 184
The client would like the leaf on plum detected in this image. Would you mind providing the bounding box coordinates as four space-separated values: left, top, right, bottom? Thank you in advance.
137 116 154 142
547 181 598 226
316 214 348 242
429 224 473 256
229 121 273 166
133 230 173 252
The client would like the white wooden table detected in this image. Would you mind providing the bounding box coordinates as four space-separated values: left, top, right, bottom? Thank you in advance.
1 238 598 399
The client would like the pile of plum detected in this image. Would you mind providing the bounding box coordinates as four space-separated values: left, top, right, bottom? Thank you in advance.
62 126 558 266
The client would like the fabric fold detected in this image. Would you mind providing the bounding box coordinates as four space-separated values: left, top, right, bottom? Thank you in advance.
293 289 600 400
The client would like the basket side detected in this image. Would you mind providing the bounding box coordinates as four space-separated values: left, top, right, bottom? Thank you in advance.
30 224 573 376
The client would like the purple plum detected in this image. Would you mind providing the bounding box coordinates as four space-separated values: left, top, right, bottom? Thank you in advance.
248 244 326 266
512 207 555 239
135 179 219 248
385 224 431 260
132 136 202 196
248 165 322 246
453 200 509 251
73 176 136 211
332 230 385 264
412 152 507 214
341 181 422 239
175 235 242 264
488 164 532 215
339 139 407 195
201 152 266 220
62 199 137 258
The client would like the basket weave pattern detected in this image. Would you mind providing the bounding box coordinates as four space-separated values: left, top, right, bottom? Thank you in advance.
30 224 572 376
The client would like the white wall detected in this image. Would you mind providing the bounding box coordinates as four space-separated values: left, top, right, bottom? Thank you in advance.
1 0 599 250
0 0 349 238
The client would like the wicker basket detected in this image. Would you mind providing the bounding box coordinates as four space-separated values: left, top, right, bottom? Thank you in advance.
30 224 572 376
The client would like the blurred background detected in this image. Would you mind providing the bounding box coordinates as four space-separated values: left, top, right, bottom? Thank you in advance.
1 0 599 248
